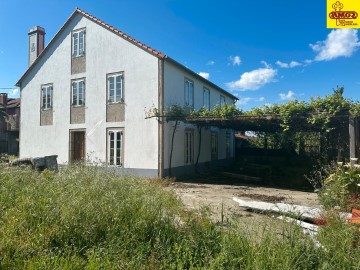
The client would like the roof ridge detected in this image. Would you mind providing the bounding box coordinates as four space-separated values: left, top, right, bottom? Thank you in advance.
75 7 166 58
16 8 237 101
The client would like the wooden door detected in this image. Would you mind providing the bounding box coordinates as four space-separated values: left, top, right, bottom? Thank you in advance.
70 131 85 163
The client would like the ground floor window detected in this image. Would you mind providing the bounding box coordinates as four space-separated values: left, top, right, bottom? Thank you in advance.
211 132 218 160
108 129 123 166
226 131 231 158
184 130 194 165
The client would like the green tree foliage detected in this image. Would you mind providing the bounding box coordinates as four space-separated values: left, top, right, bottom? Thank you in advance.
244 87 358 162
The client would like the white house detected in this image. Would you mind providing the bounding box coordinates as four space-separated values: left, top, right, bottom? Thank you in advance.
16 8 237 177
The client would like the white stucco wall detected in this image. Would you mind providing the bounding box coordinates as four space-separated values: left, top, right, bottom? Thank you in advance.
163 61 235 171
20 14 159 171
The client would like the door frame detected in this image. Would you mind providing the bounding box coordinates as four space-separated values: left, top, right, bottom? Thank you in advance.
69 129 86 164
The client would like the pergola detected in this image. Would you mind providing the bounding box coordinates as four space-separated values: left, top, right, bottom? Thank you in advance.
180 114 357 161
182 115 323 132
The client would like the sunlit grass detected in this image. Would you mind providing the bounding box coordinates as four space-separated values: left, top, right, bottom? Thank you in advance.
0 164 359 269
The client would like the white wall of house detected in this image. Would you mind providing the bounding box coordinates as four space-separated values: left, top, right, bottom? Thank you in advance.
162 61 235 172
20 14 159 172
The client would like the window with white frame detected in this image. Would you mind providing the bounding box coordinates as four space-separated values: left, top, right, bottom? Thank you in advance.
203 87 210 110
72 29 85 57
41 84 53 110
184 130 194 165
72 79 85 106
185 79 194 107
108 129 123 166
107 73 124 103
220 95 226 108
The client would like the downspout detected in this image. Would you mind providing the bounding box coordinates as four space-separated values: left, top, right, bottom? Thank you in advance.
195 126 202 172
158 59 164 178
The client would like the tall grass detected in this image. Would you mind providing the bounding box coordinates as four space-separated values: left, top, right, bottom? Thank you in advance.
0 165 359 269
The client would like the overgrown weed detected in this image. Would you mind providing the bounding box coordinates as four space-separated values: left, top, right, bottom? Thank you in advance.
0 165 359 269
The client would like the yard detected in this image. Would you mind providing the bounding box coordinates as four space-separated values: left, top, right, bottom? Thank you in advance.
170 180 318 220
0 164 359 269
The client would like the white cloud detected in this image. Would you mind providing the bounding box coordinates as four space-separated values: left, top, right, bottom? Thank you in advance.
206 60 215 66
236 97 252 105
198 72 210 80
279 90 295 100
310 29 360 61
226 63 277 91
276 60 301 68
260 60 271 68
229 55 241 66
258 97 265 102
8 88 19 97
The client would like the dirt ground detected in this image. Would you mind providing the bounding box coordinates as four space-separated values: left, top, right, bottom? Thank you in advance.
167 179 320 233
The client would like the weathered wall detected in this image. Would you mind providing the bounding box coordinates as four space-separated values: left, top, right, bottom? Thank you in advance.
163 61 235 174
20 14 159 173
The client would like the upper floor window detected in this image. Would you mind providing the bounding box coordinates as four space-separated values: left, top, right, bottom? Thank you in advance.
220 95 226 108
185 79 194 107
72 79 85 106
41 84 53 110
72 29 85 57
203 87 210 110
108 73 124 103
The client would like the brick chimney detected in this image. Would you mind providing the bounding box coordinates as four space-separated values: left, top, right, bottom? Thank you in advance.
28 26 45 66
0 93 8 105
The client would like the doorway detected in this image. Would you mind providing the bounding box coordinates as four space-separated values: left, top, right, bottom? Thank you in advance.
70 130 85 163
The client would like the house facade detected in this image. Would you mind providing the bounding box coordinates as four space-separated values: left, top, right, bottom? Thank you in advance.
16 8 237 177
0 93 20 155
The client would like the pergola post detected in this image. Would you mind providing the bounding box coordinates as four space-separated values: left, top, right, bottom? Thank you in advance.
349 115 356 165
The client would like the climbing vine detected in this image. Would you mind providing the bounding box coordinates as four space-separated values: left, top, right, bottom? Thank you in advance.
145 86 359 163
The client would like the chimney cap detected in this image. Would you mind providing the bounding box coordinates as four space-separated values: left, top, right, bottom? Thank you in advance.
28 26 45 35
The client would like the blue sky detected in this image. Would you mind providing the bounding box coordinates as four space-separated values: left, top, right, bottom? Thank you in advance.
0 0 359 110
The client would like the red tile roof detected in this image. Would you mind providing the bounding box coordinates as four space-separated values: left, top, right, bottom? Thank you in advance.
16 8 238 100
75 8 166 59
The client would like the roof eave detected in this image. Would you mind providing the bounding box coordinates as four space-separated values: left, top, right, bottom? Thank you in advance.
16 8 80 87
16 8 167 87
164 57 238 101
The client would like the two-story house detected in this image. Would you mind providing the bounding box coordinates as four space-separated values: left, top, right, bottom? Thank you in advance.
0 93 20 155
16 8 237 177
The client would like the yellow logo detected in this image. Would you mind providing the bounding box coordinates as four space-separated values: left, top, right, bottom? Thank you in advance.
327 0 360 28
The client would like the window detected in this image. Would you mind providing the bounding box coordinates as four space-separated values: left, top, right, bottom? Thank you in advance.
108 73 124 103
211 132 218 160
108 129 123 166
72 29 85 57
220 95 226 108
203 88 210 110
184 130 194 165
226 132 231 157
41 84 53 110
72 79 85 106
185 79 194 107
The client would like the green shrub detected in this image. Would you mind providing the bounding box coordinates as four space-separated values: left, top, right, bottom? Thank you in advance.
319 165 360 211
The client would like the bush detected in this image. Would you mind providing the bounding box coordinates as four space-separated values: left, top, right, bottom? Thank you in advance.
319 165 360 211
